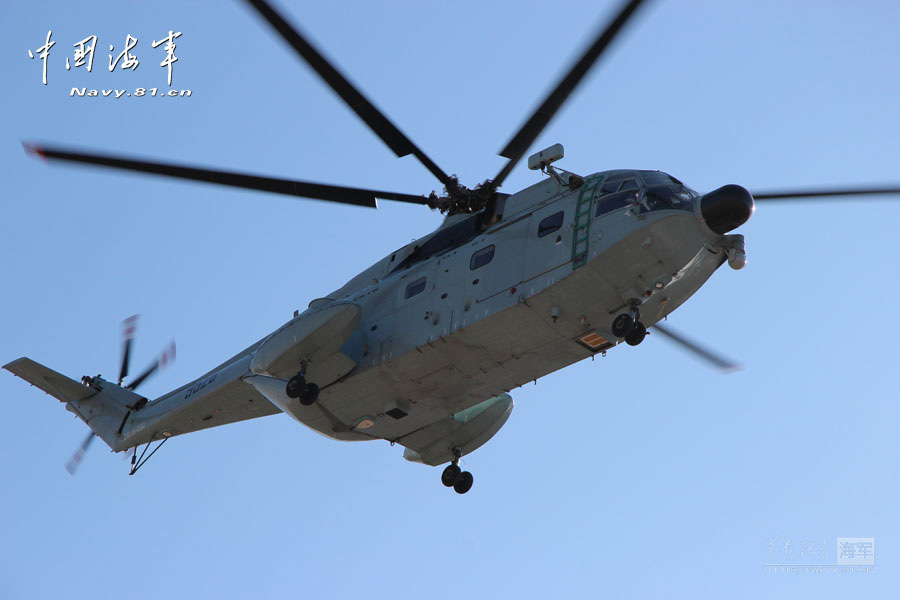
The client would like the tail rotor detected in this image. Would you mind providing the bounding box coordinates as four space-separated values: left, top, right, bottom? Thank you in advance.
64 431 97 475
117 314 138 386
126 340 176 391
65 315 175 475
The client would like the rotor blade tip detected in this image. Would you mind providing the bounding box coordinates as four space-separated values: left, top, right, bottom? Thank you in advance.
122 315 139 339
22 142 46 160
164 340 176 364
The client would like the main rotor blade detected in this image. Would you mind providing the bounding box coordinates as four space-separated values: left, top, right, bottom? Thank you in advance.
652 323 739 373
245 0 451 187
751 186 900 201
127 340 175 391
493 0 648 187
118 315 138 386
24 144 429 208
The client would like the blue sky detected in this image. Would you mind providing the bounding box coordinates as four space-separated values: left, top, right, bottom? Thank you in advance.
2 1 899 598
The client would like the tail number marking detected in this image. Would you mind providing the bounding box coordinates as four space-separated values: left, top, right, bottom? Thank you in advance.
184 375 217 400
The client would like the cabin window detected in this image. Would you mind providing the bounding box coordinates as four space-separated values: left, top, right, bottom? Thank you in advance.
619 179 639 191
470 245 495 270
405 277 427 299
537 211 564 238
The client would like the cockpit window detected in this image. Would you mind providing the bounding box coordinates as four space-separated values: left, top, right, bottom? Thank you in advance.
603 172 637 183
642 186 694 212
593 171 698 219
537 211 564 237
599 180 621 194
598 173 640 195
640 171 675 186
594 189 634 217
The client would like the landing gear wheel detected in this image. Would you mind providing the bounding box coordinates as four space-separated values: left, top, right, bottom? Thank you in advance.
611 313 635 338
625 321 647 346
454 471 474 494
299 382 319 406
441 463 462 487
285 375 305 399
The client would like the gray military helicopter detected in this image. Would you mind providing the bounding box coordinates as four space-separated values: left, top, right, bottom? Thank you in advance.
7 0 900 493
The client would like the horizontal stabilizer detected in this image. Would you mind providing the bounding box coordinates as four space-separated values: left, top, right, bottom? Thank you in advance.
3 357 96 404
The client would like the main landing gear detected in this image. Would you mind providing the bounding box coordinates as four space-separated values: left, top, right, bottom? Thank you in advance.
285 361 319 406
440 449 474 494
611 301 647 346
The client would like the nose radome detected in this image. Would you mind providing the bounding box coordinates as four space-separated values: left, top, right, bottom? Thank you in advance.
700 184 755 234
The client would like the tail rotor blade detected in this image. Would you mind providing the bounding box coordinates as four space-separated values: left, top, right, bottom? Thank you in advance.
128 364 157 392
652 323 739 373
118 315 139 385
65 431 96 475
127 340 175 391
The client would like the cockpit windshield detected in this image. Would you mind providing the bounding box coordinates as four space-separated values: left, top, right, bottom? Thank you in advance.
641 185 695 212
639 171 677 187
594 170 698 219
638 171 698 213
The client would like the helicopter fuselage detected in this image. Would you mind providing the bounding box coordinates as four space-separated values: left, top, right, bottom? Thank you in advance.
310 170 743 439
122 169 743 459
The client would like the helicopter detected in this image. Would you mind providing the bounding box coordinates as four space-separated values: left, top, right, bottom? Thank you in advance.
6 0 900 495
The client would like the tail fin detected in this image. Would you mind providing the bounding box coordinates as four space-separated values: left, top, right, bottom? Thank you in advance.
4 357 146 451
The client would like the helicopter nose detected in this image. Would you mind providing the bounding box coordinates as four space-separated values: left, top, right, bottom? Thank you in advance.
700 184 755 234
